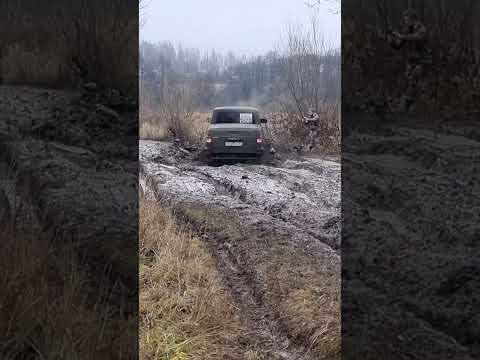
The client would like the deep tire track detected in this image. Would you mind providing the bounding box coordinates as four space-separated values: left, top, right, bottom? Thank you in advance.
200 230 316 360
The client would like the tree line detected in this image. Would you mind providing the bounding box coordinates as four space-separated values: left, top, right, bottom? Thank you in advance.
140 25 340 115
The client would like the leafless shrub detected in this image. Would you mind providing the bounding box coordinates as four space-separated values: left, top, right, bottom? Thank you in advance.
271 13 340 152
265 102 340 153
159 84 197 142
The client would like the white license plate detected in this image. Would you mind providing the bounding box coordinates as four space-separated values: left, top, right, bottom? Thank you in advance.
225 141 243 147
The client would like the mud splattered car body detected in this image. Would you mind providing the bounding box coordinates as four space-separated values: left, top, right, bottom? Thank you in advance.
204 107 268 162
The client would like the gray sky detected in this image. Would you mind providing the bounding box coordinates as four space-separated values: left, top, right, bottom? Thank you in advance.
140 0 340 56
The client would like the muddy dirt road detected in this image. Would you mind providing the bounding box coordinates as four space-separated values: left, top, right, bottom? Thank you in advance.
0 84 138 301
343 117 480 360
140 141 341 250
1 85 139 357
140 140 341 359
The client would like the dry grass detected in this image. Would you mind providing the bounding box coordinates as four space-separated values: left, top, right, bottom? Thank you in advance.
269 267 340 358
0 1 138 94
187 112 210 144
139 201 255 360
263 105 341 154
140 121 167 141
139 112 209 144
0 43 72 87
181 206 341 359
0 220 136 359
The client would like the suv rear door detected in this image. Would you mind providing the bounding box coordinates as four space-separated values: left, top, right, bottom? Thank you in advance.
209 110 261 155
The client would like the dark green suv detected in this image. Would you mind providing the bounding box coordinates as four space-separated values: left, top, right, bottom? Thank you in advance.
204 107 270 163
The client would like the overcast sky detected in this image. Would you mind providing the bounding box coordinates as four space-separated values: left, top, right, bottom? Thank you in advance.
140 0 340 56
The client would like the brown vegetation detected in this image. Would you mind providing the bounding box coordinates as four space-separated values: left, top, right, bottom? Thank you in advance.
264 105 340 153
343 0 480 114
140 108 340 154
139 112 209 144
0 175 135 359
139 121 167 141
0 1 138 94
139 201 261 359
180 205 341 359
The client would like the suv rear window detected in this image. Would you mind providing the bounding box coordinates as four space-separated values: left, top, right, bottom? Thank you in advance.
213 111 257 124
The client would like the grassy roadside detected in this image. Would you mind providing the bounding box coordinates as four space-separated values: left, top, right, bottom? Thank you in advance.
0 223 136 359
139 201 262 360
268 263 340 357
179 205 341 359
139 113 209 144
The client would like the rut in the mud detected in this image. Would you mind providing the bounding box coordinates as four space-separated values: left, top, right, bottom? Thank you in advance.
200 228 315 360
140 140 341 251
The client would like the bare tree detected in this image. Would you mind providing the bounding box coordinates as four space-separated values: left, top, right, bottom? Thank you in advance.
276 14 338 115
274 13 340 151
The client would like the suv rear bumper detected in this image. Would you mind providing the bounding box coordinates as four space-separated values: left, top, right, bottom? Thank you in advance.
208 153 262 160
205 144 265 159
205 145 264 160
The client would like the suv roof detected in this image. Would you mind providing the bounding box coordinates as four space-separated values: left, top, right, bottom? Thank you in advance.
213 106 259 112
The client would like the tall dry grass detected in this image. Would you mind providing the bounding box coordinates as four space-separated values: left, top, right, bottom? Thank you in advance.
139 201 257 359
139 121 167 141
0 43 72 87
270 268 340 358
0 216 136 359
139 112 209 144
0 1 138 94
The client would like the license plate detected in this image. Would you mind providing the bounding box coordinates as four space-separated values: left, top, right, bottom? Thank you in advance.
225 141 243 147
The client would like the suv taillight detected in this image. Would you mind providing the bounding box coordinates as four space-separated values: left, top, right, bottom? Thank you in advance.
256 137 263 144
206 137 212 144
